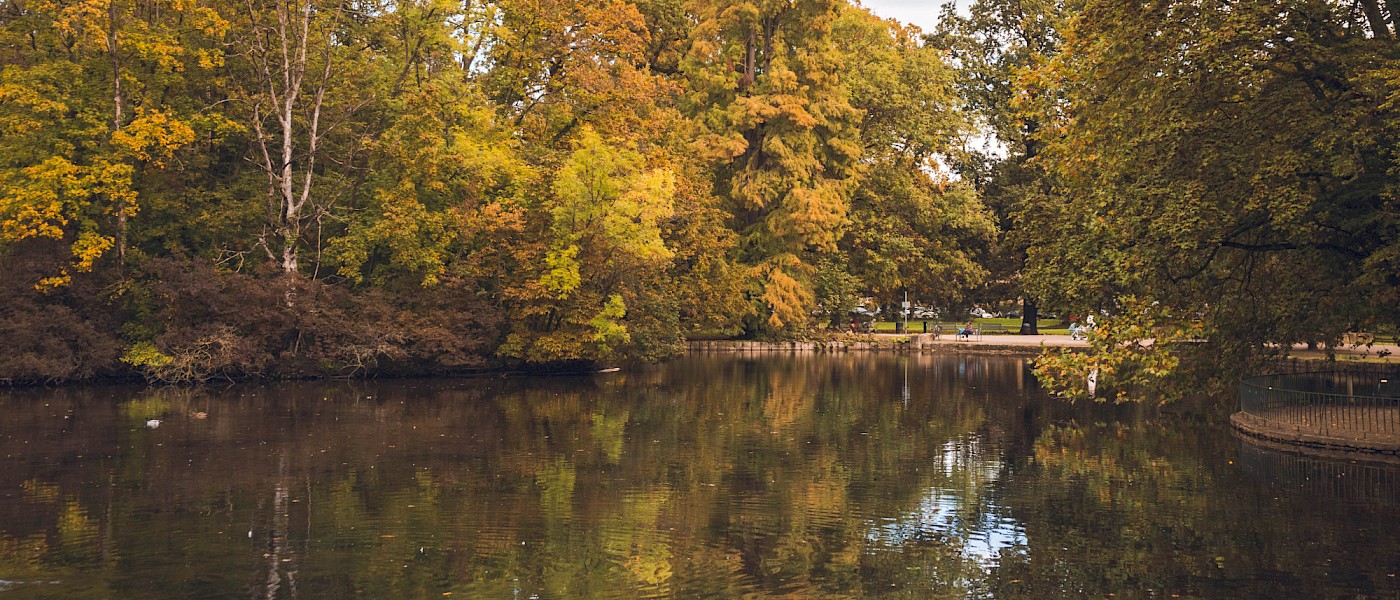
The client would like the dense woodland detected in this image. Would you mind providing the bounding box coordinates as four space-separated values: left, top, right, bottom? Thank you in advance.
0 0 1396 386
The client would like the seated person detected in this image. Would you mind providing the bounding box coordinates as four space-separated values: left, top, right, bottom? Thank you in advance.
958 321 975 339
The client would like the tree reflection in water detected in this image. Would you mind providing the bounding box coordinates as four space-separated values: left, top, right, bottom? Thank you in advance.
0 355 1396 598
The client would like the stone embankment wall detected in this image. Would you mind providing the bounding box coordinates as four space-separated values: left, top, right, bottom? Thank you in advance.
686 335 1048 355
1231 412 1400 459
1257 358 1399 376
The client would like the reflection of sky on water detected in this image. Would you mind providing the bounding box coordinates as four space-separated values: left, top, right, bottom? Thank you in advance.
866 436 1027 565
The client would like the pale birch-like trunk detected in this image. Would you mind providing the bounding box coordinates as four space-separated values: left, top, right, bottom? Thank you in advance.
108 0 126 264
243 0 337 276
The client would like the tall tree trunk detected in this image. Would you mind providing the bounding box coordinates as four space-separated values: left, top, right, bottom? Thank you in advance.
1020 297 1039 335
243 0 337 277
1360 0 1392 37
108 0 126 265
1386 0 1400 31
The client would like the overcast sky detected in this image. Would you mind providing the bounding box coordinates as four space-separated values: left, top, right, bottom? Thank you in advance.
857 0 970 32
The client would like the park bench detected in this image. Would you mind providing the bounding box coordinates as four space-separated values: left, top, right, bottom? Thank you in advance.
929 323 1014 341
931 323 983 341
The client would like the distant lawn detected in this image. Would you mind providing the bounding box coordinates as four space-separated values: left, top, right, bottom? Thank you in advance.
687 330 743 341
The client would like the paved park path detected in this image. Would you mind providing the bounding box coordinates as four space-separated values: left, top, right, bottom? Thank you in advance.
886 332 1399 364
902 333 1089 348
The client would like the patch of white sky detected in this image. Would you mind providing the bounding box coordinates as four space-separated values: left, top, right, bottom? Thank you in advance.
856 0 971 34
855 0 1008 172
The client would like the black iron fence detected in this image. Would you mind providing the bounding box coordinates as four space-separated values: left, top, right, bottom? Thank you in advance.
1239 372 1400 438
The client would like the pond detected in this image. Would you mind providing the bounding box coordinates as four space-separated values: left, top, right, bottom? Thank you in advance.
1 354 1397 598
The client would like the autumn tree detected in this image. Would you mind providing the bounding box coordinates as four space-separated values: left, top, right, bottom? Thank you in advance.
483 0 664 146
499 128 678 363
836 7 996 318
330 83 529 290
0 0 1037 378
683 0 863 334
930 0 1071 332
0 0 224 287
224 0 368 276
1023 0 1400 396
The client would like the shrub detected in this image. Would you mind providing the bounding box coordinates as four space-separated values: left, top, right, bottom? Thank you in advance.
0 241 123 384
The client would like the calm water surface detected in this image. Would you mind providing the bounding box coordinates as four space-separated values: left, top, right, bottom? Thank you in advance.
1 354 1397 599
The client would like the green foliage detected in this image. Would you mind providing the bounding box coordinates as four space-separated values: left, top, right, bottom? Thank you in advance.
1018 0 1400 396
812 257 860 329
500 129 679 363
929 0 1073 334
330 81 530 288
839 8 997 311
550 128 675 264
588 294 632 354
1033 297 1204 403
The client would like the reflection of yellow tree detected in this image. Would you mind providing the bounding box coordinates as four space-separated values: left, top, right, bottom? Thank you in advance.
54 499 100 565
0 534 47 581
591 409 628 464
0 480 114 596
536 459 576 524
602 488 674 589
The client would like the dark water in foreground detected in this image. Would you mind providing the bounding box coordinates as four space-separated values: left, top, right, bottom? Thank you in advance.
1 354 1398 599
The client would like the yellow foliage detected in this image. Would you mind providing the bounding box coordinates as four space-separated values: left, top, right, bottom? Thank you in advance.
757 255 813 330
0 83 70 134
121 341 175 370
331 181 460 286
541 244 582 297
71 230 114 272
1 157 78 242
36 272 71 290
589 294 631 352
1 157 134 288
112 108 196 166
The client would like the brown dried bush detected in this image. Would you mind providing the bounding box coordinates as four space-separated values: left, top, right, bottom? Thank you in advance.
0 241 123 384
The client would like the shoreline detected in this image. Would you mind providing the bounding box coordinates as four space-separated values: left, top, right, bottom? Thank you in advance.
685 333 1087 356
686 334 1400 365
4 334 1393 389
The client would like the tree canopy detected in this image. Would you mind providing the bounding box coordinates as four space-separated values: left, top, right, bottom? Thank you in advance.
1025 0 1400 395
941 0 1400 397
0 0 990 380
2 0 1395 387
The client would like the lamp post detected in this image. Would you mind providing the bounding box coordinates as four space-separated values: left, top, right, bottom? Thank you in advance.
900 291 911 334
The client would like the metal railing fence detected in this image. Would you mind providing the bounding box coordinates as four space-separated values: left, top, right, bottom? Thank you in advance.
1239 372 1400 438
